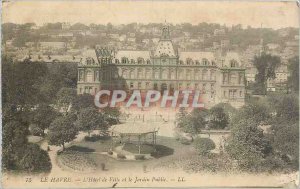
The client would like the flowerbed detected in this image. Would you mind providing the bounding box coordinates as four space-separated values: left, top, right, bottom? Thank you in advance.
57 151 97 172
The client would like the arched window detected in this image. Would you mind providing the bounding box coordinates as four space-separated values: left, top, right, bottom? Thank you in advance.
161 69 168 79
86 70 93 82
230 73 237 84
186 69 191 80
145 68 151 79
154 69 159 79
210 69 216 80
202 69 208 80
137 68 143 79
178 69 183 79
194 69 199 80
170 69 175 79
122 69 128 78
230 60 238 67
129 70 135 79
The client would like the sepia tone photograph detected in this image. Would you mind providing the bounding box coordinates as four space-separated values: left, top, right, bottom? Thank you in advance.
1 1 299 188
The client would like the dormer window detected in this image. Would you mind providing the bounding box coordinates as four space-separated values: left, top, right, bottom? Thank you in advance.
195 60 200 65
186 58 193 65
121 57 128 64
202 58 209 66
137 57 144 64
230 60 238 68
146 59 151 64
130 59 135 64
86 58 92 65
115 59 120 64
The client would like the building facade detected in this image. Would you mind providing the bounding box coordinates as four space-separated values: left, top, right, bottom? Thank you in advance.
77 24 246 108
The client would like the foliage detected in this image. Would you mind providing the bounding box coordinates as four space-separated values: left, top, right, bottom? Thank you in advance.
226 118 272 171
102 107 121 126
58 151 96 172
287 56 299 93
179 136 192 145
253 53 281 95
76 107 108 136
48 115 78 150
32 104 59 135
231 99 270 126
72 93 95 112
30 124 44 136
272 122 299 169
176 108 207 134
56 87 77 114
193 137 216 155
18 144 51 172
267 94 299 122
2 120 29 170
117 153 126 159
209 106 229 129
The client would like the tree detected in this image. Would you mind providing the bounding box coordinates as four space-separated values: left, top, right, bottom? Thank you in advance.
32 104 59 136
209 106 229 129
72 93 95 112
18 144 52 172
287 56 299 93
2 120 29 170
76 107 108 136
226 118 272 170
56 87 76 114
272 122 299 168
193 137 216 156
253 53 280 95
231 99 270 126
267 94 299 122
48 116 78 150
102 107 121 126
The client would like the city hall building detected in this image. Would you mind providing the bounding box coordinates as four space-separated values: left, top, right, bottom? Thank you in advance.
77 24 246 108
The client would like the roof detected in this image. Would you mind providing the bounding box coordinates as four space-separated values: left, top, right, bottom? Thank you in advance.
110 122 158 135
223 52 242 67
115 50 150 60
179 51 215 62
153 40 176 57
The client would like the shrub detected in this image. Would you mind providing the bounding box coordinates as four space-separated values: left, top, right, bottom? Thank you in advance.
18 144 52 172
30 124 44 136
117 153 126 159
135 154 145 160
107 151 113 155
85 134 111 142
193 137 216 155
179 137 192 145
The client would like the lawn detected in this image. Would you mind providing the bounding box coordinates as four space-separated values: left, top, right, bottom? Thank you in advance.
63 135 198 172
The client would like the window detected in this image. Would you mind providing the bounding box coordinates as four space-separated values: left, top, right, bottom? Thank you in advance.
211 83 214 90
115 59 120 64
230 73 237 84
170 70 175 79
230 60 238 68
154 70 159 79
202 83 206 93
186 69 191 80
223 91 226 97
240 90 243 97
137 68 143 79
121 57 128 64
130 82 134 88
202 58 209 66
138 82 142 88
146 82 150 89
130 59 135 64
137 57 144 64
195 83 199 89
146 59 151 64
145 69 151 79
202 69 208 80
130 70 135 79
94 71 99 81
86 70 93 82
79 70 84 81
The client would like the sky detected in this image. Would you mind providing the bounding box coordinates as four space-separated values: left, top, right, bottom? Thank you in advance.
2 1 300 29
